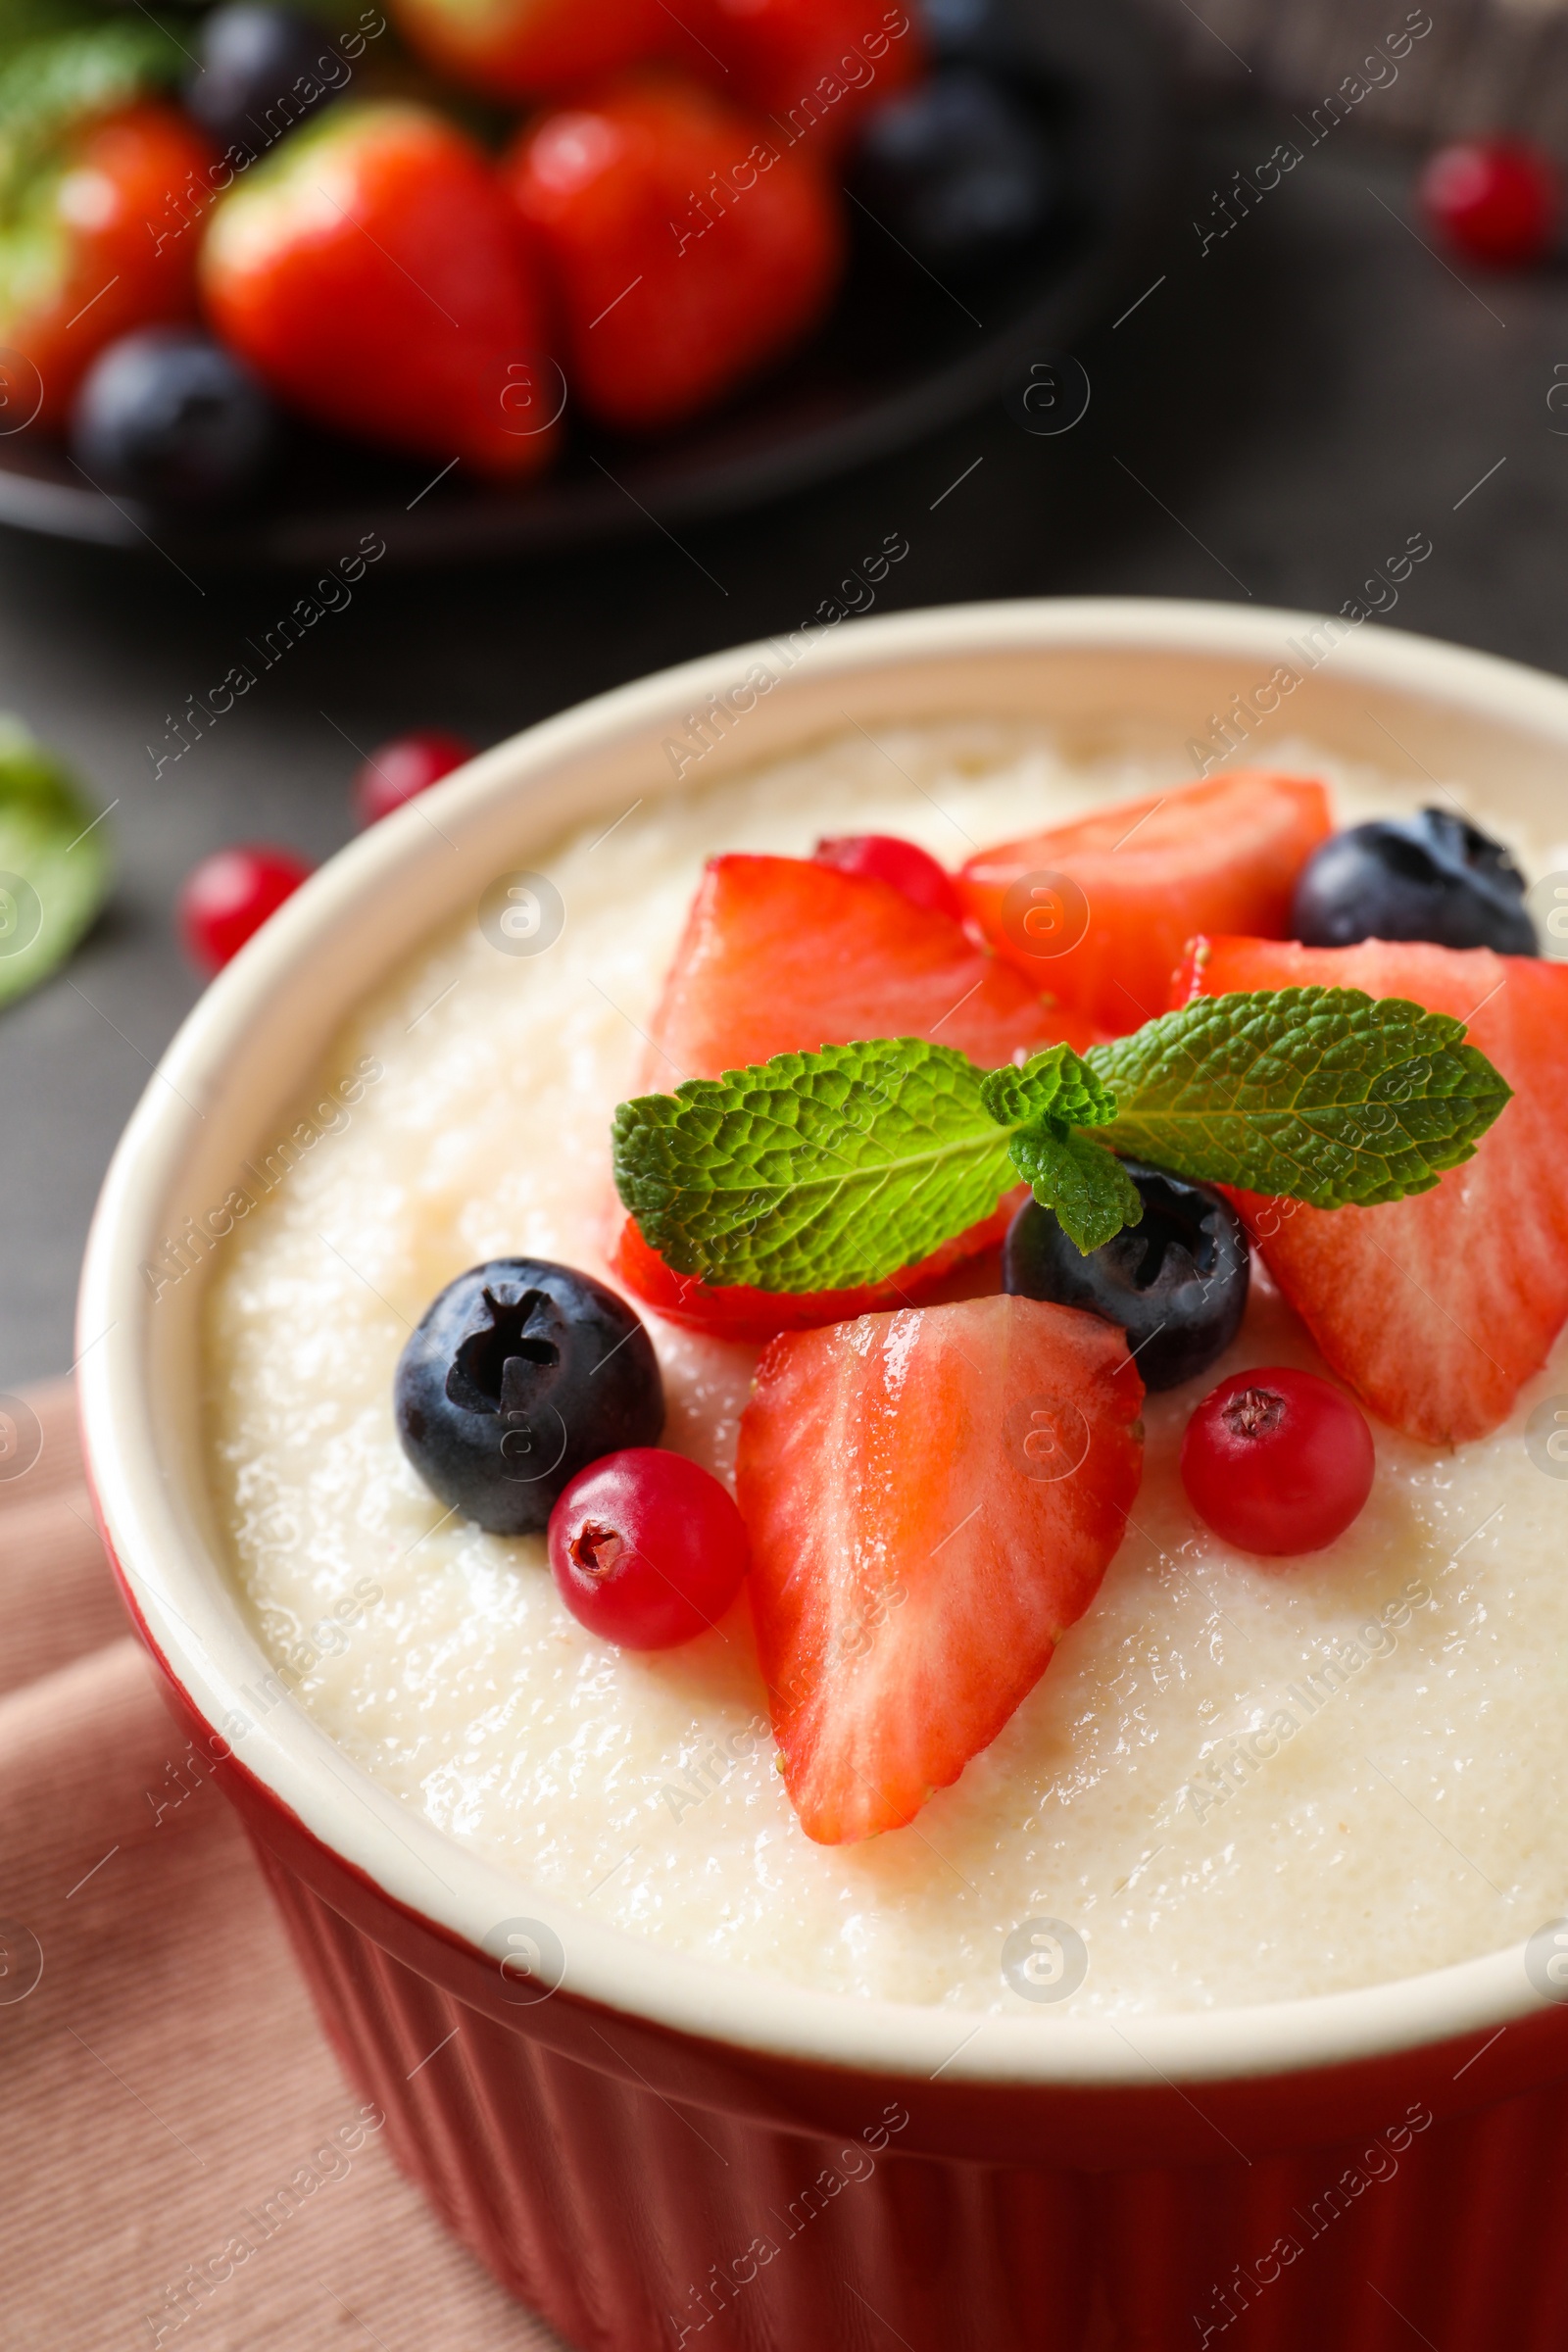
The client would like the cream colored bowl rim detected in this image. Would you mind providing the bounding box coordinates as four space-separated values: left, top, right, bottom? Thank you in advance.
77 597 1568 2091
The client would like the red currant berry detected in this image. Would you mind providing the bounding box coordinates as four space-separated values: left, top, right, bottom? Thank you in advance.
814 833 964 923
548 1447 750 1649
353 729 473 828
1180 1366 1375 1556
178 845 312 974
1419 139 1560 267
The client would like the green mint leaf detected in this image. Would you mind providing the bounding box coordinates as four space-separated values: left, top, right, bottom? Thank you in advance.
1007 1123 1144 1253
1088 987 1511 1206
978 1041 1117 1132
0 717 110 1009
980 1046 1139 1251
612 1037 1015 1292
611 987 1515 1299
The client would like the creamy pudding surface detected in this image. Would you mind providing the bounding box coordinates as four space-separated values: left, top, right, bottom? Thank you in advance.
201 723 1568 2015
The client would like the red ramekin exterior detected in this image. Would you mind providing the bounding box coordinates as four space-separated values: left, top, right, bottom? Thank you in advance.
115 1532 1568 2352
260 1847 1568 2352
78 606 1568 2352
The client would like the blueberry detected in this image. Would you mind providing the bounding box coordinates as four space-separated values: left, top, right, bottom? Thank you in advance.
1292 808 1537 956
852 67 1059 275
185 4 340 159
71 329 276 507
918 0 1011 65
394 1260 664 1537
1004 1163 1249 1392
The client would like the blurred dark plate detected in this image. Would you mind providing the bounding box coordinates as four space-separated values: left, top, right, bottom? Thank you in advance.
0 0 1173 568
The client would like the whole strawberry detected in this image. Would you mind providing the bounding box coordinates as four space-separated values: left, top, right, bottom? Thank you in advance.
201 101 559 475
386 0 665 100
503 74 843 433
680 0 925 154
4 103 217 430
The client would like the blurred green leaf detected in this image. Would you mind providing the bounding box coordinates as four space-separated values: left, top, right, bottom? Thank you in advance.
0 0 108 68
0 717 110 1007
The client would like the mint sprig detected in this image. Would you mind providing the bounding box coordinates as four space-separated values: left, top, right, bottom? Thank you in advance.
611 989 1511 1295
1092 988 1509 1206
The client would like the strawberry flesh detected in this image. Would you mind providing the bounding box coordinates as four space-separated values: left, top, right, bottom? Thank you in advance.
1177 934 1568 1445
641 849 1087 1088
958 769 1332 1038
736 1296 1144 1842
610 1195 1015 1344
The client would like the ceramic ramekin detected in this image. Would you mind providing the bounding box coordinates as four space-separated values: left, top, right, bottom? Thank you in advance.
80 601 1568 2352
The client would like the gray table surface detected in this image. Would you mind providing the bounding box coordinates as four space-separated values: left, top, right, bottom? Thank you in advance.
5 110 1565 1390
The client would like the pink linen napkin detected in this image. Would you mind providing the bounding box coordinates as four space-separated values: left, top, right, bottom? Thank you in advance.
0 1381 564 2352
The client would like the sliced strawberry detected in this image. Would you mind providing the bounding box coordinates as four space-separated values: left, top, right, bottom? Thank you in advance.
735 1295 1144 1843
642 850 1086 1090
957 770 1332 1039
619 851 1070 1333
1179 934 1568 1445
610 1192 1015 1343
